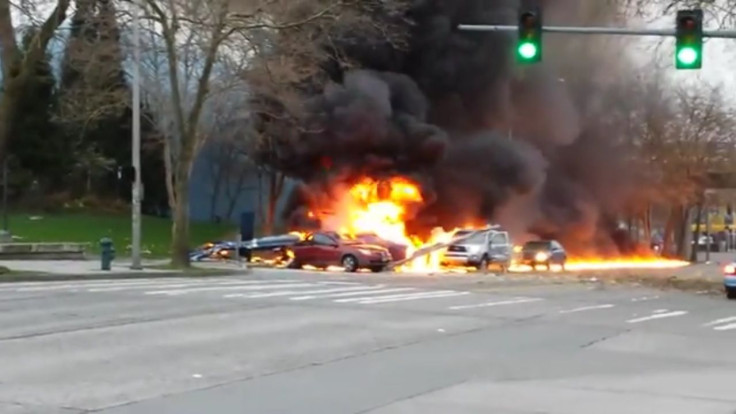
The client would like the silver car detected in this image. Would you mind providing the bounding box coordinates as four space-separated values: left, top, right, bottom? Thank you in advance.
441 228 512 272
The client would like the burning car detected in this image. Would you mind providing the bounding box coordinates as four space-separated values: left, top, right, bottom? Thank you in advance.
353 232 408 261
724 263 736 299
287 231 392 272
440 227 512 272
519 240 567 270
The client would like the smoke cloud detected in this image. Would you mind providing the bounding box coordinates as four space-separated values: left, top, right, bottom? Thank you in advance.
268 0 638 254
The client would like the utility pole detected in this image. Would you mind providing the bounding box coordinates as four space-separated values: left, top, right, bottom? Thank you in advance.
131 0 142 270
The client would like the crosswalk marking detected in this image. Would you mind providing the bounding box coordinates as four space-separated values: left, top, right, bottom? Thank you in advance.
226 285 387 299
290 288 415 301
703 316 736 327
626 311 687 323
88 281 253 292
333 290 457 303
559 304 614 314
354 291 470 304
144 282 315 295
448 297 542 310
11 279 188 292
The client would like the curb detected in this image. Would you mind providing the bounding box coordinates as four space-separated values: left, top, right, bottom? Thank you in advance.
0 268 249 283
570 272 724 295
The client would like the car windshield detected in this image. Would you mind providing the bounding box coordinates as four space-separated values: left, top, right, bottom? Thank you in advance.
524 241 551 250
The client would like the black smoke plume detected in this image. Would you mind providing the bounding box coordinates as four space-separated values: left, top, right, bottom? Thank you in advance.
263 0 638 254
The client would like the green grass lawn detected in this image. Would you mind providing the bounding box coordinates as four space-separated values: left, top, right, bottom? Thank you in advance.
5 213 237 258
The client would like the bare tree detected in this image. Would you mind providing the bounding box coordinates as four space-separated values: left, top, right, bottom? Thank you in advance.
128 0 406 266
55 0 129 136
0 0 71 162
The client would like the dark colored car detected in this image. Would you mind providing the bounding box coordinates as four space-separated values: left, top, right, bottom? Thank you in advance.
724 263 736 299
520 240 567 270
288 232 392 272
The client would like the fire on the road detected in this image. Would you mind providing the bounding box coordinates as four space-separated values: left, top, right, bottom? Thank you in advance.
303 176 689 273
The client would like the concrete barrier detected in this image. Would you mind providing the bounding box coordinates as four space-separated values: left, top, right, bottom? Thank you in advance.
0 243 89 260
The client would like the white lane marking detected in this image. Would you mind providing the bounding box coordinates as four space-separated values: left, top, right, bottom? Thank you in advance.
0 278 197 289
231 285 382 299
88 281 255 292
315 281 361 285
357 291 470 304
559 304 614 314
631 296 659 302
334 290 452 303
704 316 736 327
448 297 542 310
290 287 415 301
12 279 192 291
713 323 736 331
145 283 315 295
627 311 688 323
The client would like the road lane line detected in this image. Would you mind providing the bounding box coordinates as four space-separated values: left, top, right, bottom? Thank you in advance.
239 285 382 298
290 287 415 300
334 290 453 303
631 296 659 302
144 283 315 295
88 281 256 292
559 304 614 314
12 280 191 291
448 297 542 310
626 311 687 323
358 291 470 304
704 316 736 327
713 323 736 331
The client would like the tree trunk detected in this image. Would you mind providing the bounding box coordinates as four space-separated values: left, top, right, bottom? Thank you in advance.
209 164 222 222
642 204 651 246
167 141 196 268
263 171 285 236
690 202 703 262
170 168 191 267
662 205 677 256
0 81 20 166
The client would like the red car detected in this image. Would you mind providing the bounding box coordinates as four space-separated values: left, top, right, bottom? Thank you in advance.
288 232 392 272
354 233 408 261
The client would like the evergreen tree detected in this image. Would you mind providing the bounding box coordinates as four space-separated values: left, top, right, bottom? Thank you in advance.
8 28 73 195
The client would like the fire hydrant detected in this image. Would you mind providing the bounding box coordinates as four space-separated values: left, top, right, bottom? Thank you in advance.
100 238 115 270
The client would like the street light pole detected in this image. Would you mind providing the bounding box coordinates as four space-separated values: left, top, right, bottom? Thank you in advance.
131 0 142 269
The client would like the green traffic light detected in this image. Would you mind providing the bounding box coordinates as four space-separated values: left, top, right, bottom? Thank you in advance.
517 42 538 60
676 46 698 65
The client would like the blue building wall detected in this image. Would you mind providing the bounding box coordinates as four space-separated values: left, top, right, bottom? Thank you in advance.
187 142 295 231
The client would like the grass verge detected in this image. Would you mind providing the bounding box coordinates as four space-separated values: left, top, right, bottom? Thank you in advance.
4 212 236 258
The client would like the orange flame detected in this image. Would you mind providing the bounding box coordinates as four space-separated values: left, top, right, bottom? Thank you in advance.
306 176 689 273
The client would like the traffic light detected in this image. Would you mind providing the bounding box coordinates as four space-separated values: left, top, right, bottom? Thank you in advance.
675 9 703 69
517 8 542 63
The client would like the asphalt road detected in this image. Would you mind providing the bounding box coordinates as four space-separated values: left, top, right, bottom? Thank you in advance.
0 268 735 413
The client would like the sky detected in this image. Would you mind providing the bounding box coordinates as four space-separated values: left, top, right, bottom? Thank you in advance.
629 6 735 93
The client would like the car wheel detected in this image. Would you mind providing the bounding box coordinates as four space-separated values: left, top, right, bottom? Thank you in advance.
342 254 359 272
560 261 566 271
287 260 302 269
369 265 385 273
476 257 490 273
545 261 551 271
727 288 736 299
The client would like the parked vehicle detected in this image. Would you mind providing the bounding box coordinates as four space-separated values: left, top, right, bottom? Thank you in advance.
287 232 392 272
724 263 736 299
440 228 512 272
519 240 567 270
353 233 408 261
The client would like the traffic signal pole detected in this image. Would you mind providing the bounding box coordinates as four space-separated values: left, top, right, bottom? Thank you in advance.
458 24 736 39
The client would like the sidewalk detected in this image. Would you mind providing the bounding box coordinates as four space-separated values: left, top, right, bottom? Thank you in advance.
0 259 249 281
